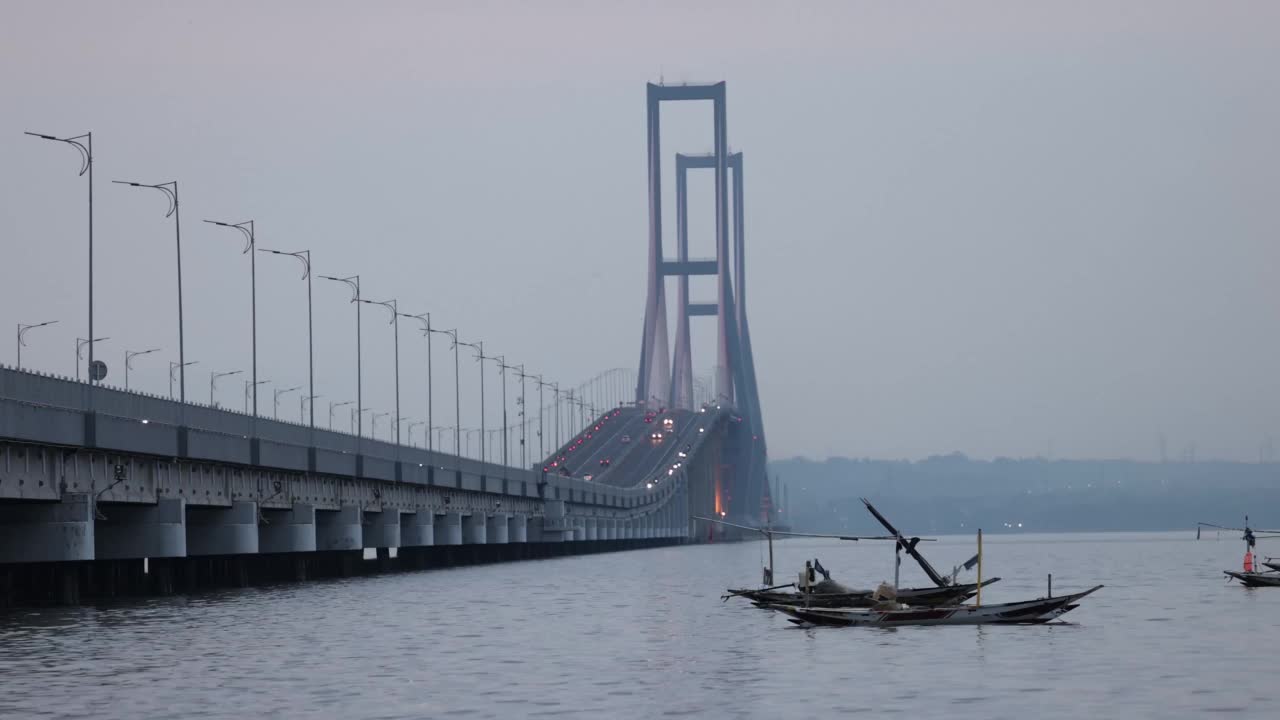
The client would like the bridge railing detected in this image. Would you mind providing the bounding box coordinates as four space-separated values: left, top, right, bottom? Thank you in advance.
0 364 680 511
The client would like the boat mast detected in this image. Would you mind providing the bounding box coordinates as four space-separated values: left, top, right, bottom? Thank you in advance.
893 543 901 594
976 528 984 607
765 519 775 587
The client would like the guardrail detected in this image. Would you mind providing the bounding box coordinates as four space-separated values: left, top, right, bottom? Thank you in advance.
0 364 681 510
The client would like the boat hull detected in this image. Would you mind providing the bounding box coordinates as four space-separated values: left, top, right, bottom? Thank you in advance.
770 586 1103 627
1225 570 1280 587
728 579 1000 609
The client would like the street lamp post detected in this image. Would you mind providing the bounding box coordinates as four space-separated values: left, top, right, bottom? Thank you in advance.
204 219 257 416
513 365 531 469
359 298 400 445
17 321 58 370
114 180 185 404
551 382 563 450
352 406 371 435
124 347 160 391
211 369 242 406
26 131 94 395
534 375 548 461
407 420 424 447
245 379 269 414
372 411 390 441
495 355 510 467
320 275 362 441
459 340 486 463
432 327 460 458
302 394 321 424
273 386 301 420
400 312 433 453
170 360 197 400
329 400 353 430
261 248 313 427
432 426 451 454
76 337 109 381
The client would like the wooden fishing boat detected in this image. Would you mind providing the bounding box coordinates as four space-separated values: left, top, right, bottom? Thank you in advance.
1198 519 1280 586
1224 570 1280 587
770 585 1104 627
729 578 1001 609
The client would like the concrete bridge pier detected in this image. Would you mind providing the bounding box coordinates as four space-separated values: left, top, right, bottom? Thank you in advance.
0 493 94 606
258 504 316 582
398 510 434 570
185 500 258 588
0 493 95 564
400 510 435 547
316 506 363 551
315 505 362 577
95 497 187 595
571 517 586 542
585 517 598 541
187 501 259 556
259 504 317 553
486 513 509 544
526 517 558 543
363 508 400 571
434 511 462 546
462 513 487 545
507 513 527 543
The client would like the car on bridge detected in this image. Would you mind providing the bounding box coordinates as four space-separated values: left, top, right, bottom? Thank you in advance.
650 431 663 442
599 457 611 467
621 434 631 443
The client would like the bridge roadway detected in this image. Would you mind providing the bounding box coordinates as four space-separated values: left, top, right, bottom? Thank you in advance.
0 365 720 606
544 405 727 495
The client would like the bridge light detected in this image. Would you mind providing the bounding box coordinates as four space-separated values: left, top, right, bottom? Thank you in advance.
140 419 150 424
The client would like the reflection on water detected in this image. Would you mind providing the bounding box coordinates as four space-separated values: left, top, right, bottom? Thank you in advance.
1 532 1277 719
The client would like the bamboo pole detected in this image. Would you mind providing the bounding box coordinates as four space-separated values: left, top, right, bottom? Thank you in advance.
976 529 984 607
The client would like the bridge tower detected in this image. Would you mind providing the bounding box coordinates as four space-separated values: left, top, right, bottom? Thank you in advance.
634 82 770 523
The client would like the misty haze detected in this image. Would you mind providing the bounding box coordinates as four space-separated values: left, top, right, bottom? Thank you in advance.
2 2 1278 719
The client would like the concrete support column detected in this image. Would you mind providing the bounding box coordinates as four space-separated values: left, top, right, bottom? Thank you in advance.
187 501 258 556
486 513 509 544
362 508 401 550
507 513 528 543
96 497 187 560
0 493 95 563
400 511 435 547
434 511 462 545
527 517 560 543
259 504 317 553
571 517 585 541
462 513 487 545
585 517 598 541
315 506 362 551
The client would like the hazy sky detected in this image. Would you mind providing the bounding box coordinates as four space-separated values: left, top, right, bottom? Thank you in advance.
3 1 1278 462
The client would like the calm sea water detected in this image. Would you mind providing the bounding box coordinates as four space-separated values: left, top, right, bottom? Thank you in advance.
1 531 1276 719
